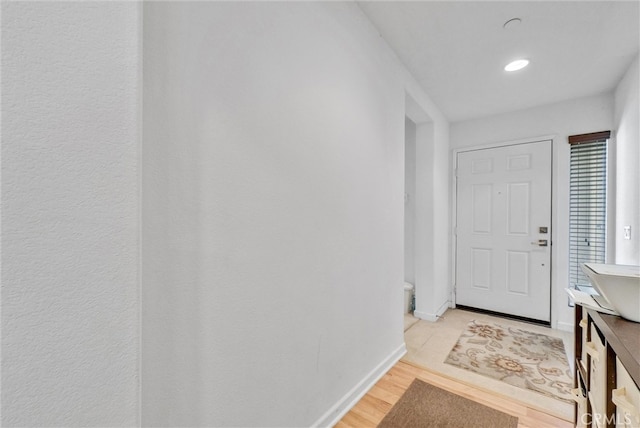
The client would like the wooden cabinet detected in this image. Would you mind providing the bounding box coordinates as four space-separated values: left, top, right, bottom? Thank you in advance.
574 305 640 428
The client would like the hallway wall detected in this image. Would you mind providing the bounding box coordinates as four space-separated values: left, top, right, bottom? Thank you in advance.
141 3 445 426
1 3 141 426
1 3 449 426
614 56 640 265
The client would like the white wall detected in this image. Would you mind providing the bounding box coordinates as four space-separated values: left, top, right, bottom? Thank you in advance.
1 3 450 426
450 93 614 330
142 3 446 426
404 77 451 323
614 56 640 265
433 121 452 313
412 121 451 321
404 118 416 284
1 3 141 426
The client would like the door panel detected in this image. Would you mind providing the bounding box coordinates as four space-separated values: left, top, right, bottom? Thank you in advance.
455 140 552 322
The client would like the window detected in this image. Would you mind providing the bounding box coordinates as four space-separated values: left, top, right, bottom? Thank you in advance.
568 131 610 291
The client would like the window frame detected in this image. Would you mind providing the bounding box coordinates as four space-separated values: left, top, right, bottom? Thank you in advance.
568 131 611 291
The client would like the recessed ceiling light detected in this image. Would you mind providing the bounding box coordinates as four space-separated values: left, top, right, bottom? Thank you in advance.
504 59 529 72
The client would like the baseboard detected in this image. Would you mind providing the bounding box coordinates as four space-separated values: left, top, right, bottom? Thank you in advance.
414 300 450 322
311 343 407 428
556 321 574 332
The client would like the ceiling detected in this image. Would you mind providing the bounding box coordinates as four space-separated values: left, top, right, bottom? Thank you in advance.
358 1 640 123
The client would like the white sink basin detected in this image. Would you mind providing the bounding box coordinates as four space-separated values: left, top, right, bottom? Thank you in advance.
582 263 640 322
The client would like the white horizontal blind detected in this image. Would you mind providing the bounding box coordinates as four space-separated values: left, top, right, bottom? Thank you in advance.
569 136 608 289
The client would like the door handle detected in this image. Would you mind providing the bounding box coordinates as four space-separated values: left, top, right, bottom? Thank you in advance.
531 239 548 247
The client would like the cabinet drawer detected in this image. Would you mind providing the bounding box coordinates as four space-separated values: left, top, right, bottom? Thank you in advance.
614 357 640 428
580 314 589 372
573 374 590 428
588 324 607 417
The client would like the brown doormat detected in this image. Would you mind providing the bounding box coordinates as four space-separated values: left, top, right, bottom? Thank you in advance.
377 378 518 428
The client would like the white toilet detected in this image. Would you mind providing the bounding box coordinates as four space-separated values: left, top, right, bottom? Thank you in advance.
403 282 415 314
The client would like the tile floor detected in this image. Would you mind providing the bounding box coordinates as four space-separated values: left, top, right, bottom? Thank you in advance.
403 308 575 421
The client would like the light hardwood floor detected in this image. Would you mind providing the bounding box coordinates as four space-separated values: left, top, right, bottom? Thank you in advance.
335 360 574 428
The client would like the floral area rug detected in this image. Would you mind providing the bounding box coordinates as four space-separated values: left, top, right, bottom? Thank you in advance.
444 320 573 403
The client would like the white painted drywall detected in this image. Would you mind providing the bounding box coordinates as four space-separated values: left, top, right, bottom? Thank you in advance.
614 56 640 265
432 120 452 314
413 122 451 321
450 93 614 330
1 2 141 426
404 118 417 285
412 119 451 322
141 2 446 426
403 64 451 323
414 123 435 320
1 3 451 425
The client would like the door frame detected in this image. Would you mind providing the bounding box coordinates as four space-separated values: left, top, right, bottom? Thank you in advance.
450 135 556 322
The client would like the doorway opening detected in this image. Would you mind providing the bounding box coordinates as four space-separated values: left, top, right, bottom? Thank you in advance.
404 117 416 315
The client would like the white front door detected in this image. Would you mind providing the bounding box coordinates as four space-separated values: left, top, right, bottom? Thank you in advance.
455 140 552 322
